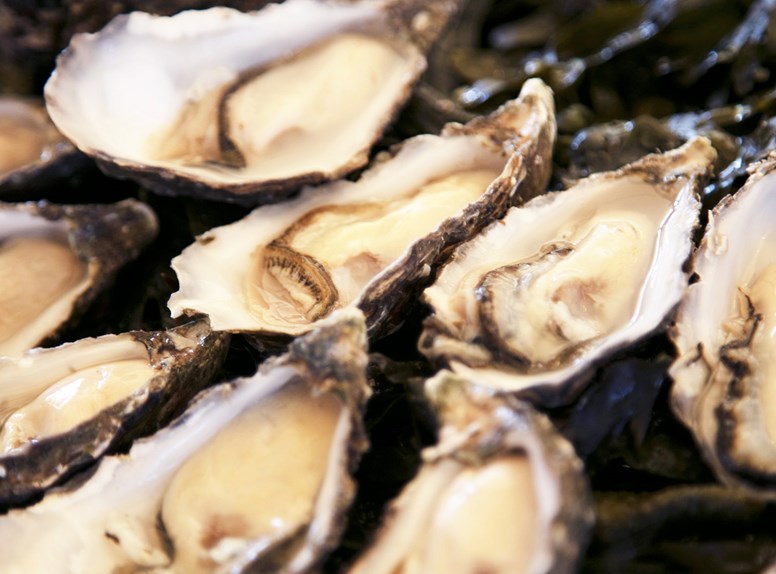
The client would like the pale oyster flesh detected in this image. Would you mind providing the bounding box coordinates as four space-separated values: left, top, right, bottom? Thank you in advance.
45 0 457 203
350 371 592 574
420 137 716 406
0 309 369 573
169 79 556 339
670 154 776 492
0 320 228 506
0 98 62 177
0 199 158 357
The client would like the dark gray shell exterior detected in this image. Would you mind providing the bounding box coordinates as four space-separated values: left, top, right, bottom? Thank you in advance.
0 319 229 508
1 199 158 350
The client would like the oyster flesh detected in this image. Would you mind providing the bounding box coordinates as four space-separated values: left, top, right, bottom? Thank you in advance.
0 319 228 506
0 96 84 196
420 137 716 407
169 79 555 341
350 370 592 574
671 152 776 493
0 309 370 573
45 0 459 204
0 199 158 356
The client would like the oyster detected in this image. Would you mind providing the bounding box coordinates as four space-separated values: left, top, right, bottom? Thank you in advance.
0 319 228 506
670 153 776 493
45 0 459 205
350 370 592 574
0 97 85 196
0 199 158 356
420 138 716 407
0 309 369 573
169 79 555 341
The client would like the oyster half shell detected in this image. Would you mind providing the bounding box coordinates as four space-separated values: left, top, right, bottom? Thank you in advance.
420 138 716 407
0 319 228 507
168 79 555 341
45 0 459 204
350 371 592 574
0 309 370 573
0 199 158 356
0 97 85 197
670 153 776 493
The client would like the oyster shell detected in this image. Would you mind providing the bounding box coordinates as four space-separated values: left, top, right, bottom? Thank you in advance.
0 319 228 506
420 137 716 407
45 0 459 205
350 370 592 574
0 309 369 573
0 97 86 197
670 152 776 493
169 79 555 341
0 199 158 356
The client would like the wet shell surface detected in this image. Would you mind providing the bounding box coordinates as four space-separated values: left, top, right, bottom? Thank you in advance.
0 199 158 357
0 309 370 573
44 0 459 204
0 319 229 507
420 137 716 407
168 79 555 341
670 152 776 494
350 370 593 574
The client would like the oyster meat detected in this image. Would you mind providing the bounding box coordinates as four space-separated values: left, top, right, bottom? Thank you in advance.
0 319 228 506
169 79 555 340
45 0 459 204
350 370 592 574
0 199 158 356
670 152 776 493
420 138 716 406
0 309 369 573
0 97 85 196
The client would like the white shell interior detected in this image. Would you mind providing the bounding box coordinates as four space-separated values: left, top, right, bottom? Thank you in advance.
45 1 424 187
671 171 776 432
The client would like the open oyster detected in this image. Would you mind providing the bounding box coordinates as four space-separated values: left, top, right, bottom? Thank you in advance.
45 0 459 204
0 319 228 506
0 309 369 573
0 199 158 356
169 79 555 341
350 370 592 574
670 153 776 493
420 138 716 406
0 97 84 196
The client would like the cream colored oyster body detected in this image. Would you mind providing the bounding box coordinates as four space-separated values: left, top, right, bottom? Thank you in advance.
45 0 459 204
169 80 556 340
421 138 716 406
